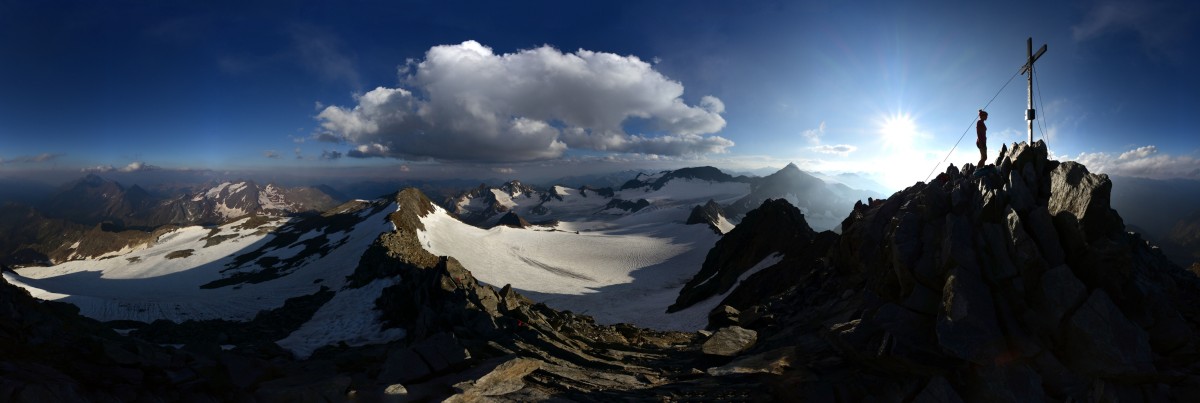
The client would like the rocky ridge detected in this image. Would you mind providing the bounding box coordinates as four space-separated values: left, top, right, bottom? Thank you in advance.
685 199 728 234
701 140 1200 401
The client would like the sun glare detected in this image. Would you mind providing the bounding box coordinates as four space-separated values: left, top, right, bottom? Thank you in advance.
879 112 918 150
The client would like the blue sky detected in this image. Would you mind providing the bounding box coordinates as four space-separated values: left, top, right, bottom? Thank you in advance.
1 0 1197 191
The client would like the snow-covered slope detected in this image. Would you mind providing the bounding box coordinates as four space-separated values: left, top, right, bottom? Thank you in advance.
160 180 340 224
4 166 869 357
6 201 393 323
419 203 729 330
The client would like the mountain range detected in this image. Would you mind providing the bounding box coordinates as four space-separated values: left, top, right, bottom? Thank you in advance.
2 145 1199 401
0 175 338 266
444 164 875 232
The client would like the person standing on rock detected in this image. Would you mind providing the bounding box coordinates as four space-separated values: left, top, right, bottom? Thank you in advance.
976 109 988 167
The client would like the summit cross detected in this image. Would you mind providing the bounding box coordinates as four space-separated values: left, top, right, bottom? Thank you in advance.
1019 37 1048 144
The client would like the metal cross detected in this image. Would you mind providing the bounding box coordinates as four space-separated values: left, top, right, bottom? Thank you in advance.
1019 37 1047 144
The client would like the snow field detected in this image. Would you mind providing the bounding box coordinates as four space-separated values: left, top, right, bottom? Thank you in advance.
276 277 407 359
7 203 398 326
419 203 748 331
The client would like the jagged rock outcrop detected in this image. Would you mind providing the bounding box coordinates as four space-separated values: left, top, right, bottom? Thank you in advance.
495 211 531 228
712 140 1200 401
668 198 817 313
686 199 727 234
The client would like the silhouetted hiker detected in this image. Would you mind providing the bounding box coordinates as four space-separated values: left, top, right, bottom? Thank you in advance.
976 109 988 167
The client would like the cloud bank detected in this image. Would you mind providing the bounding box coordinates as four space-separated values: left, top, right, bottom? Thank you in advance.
316 41 731 162
82 161 160 173
1072 145 1200 179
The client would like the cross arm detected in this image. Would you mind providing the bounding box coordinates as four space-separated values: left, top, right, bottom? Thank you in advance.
1020 44 1048 74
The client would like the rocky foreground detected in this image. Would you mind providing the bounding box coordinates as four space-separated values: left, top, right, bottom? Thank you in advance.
3 141 1200 401
696 141 1200 401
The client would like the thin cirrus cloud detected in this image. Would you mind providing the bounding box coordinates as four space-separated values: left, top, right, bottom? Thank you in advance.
809 144 858 156
0 153 62 165
315 40 731 163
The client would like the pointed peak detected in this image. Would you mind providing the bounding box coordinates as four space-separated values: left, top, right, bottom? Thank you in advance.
783 162 800 171
80 173 108 185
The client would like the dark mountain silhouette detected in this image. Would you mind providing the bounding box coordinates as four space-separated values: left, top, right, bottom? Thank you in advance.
725 162 875 231
682 141 1200 401
1109 175 1200 267
619 166 751 191
1167 208 1200 268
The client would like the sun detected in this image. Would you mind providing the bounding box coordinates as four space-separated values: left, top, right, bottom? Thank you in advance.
879 112 917 150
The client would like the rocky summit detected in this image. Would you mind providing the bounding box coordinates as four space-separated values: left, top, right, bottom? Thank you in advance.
3 141 1200 401
702 140 1200 401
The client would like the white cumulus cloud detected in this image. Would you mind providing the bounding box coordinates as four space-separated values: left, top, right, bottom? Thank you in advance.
1071 145 1200 179
316 40 731 162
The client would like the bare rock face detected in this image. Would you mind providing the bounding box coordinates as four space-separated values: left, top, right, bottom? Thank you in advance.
1048 161 1118 242
935 263 1005 365
701 326 758 357
1061 290 1155 377
669 198 816 313
686 199 727 234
